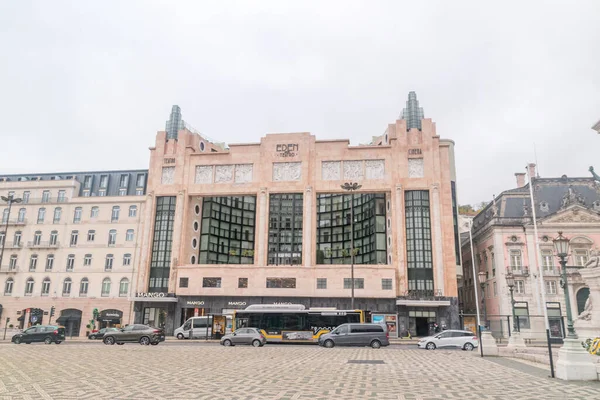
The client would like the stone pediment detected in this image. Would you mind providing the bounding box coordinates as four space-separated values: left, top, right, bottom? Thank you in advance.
538 205 600 224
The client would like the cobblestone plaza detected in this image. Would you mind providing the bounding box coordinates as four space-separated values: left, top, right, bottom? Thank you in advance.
0 343 598 399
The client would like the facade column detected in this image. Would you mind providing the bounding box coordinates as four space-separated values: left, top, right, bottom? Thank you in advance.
168 190 186 293
256 187 268 266
136 192 155 293
431 183 445 295
303 186 313 267
394 184 405 292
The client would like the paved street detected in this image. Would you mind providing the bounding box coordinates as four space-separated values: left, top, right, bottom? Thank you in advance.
0 343 598 399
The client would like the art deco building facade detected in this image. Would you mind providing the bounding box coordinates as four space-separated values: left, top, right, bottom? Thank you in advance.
133 93 462 337
0 170 147 336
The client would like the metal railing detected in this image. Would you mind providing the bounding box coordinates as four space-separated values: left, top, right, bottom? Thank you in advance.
26 241 60 249
0 265 19 273
509 266 530 276
3 242 23 249
21 197 70 205
1 218 27 226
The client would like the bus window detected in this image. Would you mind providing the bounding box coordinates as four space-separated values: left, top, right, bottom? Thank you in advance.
263 313 284 333
283 314 306 330
247 313 262 329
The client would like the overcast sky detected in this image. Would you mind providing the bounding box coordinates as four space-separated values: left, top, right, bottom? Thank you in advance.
1 1 599 205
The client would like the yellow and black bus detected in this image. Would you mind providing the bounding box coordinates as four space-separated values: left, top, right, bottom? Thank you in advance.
233 304 364 342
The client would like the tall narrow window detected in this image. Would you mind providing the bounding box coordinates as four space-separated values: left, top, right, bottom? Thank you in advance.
90 206 99 218
119 174 128 188
42 190 50 203
99 175 108 188
66 254 75 271
41 278 51 296
79 278 89 296
57 190 66 202
4 278 14 295
129 205 137 217
574 249 589 267
108 229 117 246
87 230 95 242
45 254 54 271
62 278 72 296
70 230 78 246
136 173 145 188
73 207 82 223
25 278 34 295
83 176 92 189
148 197 176 292
9 255 17 270
268 194 303 265
509 250 522 271
29 254 38 271
22 191 30 204
1 208 7 223
105 254 114 271
33 231 42 246
111 206 120 222
123 253 132 266
101 278 111 296
17 208 26 222
405 191 434 293
53 207 61 223
13 231 21 246
49 230 58 246
119 278 129 297
84 254 92 266
125 229 134 241
0 231 4 247
37 208 46 224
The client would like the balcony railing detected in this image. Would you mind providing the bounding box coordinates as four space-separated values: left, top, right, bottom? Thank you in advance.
543 268 561 276
27 241 60 249
3 242 23 249
509 266 530 276
22 197 70 205
0 265 19 273
1 218 27 226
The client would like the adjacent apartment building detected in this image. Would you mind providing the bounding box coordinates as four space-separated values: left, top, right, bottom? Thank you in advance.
133 94 462 337
460 165 596 341
0 170 147 336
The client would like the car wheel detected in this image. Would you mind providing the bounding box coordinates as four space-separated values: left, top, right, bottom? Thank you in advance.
139 336 151 346
370 340 382 349
324 340 335 348
117 343 124 345
222 339 232 347
426 342 436 350
14 338 21 344
90 336 96 340
55 341 62 344
252 339 261 347
104 336 115 345
44 337 53 345
463 342 474 351
176 333 184 340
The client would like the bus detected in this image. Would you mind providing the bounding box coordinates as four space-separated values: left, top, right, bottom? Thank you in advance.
233 304 364 342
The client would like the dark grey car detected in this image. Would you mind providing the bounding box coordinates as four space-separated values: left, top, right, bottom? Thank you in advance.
220 328 266 347
318 323 389 348
103 324 166 346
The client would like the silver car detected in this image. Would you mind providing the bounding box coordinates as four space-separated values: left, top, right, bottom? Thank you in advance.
417 329 479 350
318 323 389 348
220 328 266 347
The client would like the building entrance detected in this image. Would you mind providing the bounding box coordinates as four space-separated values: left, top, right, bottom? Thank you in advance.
408 310 437 337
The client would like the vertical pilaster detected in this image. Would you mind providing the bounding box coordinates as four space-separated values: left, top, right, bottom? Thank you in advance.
168 190 186 293
431 183 445 295
257 187 268 266
395 184 405 293
303 186 313 267
136 192 155 294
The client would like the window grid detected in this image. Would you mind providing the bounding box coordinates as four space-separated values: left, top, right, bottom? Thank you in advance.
148 196 176 292
268 193 303 265
405 191 434 292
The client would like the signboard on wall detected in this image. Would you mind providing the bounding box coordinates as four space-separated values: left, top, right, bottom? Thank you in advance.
463 316 477 334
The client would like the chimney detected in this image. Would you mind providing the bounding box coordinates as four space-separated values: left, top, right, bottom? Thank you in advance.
515 173 526 188
527 163 537 180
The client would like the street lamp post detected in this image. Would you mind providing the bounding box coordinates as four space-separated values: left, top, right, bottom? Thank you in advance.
506 272 518 333
553 232 577 339
340 182 362 310
0 195 23 269
478 271 487 329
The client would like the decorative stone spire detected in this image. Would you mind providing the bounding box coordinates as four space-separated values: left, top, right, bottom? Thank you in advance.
400 91 425 130
166 105 185 140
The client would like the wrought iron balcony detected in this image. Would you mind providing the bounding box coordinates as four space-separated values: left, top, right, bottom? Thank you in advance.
509 266 530 276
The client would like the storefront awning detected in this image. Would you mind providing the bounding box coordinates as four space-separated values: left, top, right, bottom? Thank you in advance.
132 296 177 303
396 299 451 307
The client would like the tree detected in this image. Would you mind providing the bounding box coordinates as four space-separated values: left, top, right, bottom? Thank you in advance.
458 204 475 214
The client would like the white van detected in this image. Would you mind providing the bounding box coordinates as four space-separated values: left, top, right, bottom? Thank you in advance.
174 316 232 339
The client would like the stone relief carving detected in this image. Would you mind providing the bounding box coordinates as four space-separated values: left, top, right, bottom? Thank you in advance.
365 160 385 180
553 210 600 223
579 297 592 320
234 164 253 183
215 165 234 183
195 166 213 184
321 161 341 181
561 185 586 208
343 161 364 180
408 158 424 178
161 167 175 184
273 162 301 181
584 250 600 269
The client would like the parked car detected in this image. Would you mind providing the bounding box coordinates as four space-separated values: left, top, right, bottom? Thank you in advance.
417 330 479 350
88 327 119 340
318 323 389 349
174 316 232 339
103 324 165 346
12 325 66 345
220 328 266 347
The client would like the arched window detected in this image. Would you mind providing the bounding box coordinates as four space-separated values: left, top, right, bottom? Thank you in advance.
41 277 51 296
111 206 120 222
101 278 111 297
4 278 14 295
33 231 42 246
17 208 26 222
79 278 89 296
108 229 117 246
73 207 82 223
126 229 134 241
129 205 137 217
90 206 99 218
2 208 8 223
62 278 72 296
37 208 46 224
119 278 129 297
24 277 34 295
50 230 58 246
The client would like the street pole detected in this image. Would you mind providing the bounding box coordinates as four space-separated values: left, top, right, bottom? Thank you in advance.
509 286 518 333
558 256 577 339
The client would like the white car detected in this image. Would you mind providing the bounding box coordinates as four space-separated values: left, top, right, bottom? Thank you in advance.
417 329 479 351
